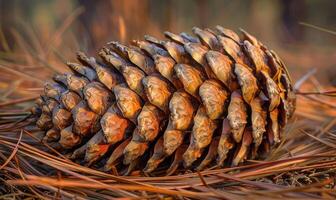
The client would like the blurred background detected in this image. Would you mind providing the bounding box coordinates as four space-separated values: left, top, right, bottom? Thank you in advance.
0 0 335 101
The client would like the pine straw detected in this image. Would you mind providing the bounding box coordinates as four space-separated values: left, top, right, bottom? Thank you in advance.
0 18 336 200
0 95 334 199
0 69 335 200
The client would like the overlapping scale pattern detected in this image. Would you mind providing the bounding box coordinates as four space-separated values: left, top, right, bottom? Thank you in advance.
32 26 295 175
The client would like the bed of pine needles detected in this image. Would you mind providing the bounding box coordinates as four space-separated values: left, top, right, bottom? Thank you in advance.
0 17 336 199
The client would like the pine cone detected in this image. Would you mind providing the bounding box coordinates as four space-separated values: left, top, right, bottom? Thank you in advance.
32 26 296 175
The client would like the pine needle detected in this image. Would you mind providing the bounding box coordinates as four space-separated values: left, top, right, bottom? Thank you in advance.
299 22 336 36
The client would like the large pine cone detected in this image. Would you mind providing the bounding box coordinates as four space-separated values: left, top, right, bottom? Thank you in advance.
32 26 296 175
